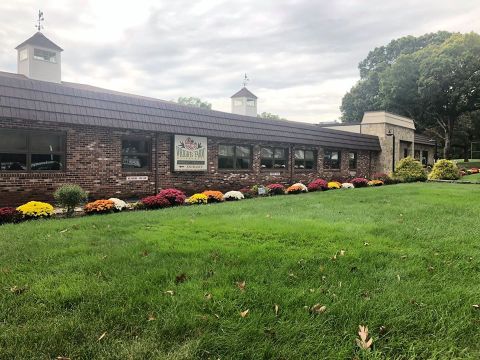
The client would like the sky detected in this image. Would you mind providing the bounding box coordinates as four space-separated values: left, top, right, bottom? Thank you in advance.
0 1 480 123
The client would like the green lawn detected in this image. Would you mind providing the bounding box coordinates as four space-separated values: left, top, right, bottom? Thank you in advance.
455 160 480 169
1 183 480 359
461 173 480 182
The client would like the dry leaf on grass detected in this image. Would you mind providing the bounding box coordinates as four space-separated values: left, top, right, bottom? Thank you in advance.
274 304 279 316
56 357 71 360
59 229 68 233
165 290 175 296
236 281 246 291
340 250 346 256
142 250 149 257
175 273 187 284
240 309 249 318
310 303 326 314
356 325 373 351
10 285 28 295
204 293 213 300
97 332 107 341
147 313 156 321
473 304 480 309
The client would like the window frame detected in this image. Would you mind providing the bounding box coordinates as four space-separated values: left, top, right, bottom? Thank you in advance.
294 148 316 171
33 48 57 63
121 136 152 172
218 144 253 171
323 149 341 170
348 151 357 170
260 146 288 170
0 128 66 173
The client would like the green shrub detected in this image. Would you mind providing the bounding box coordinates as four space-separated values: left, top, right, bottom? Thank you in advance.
54 184 88 217
428 159 460 180
393 157 427 183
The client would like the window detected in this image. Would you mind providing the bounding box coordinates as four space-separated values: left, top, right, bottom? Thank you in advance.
294 149 315 170
33 48 56 63
122 137 151 171
421 151 428 165
260 147 287 169
404 148 408 158
348 152 357 170
19 49 28 61
414 150 420 160
218 145 251 170
324 149 341 169
246 99 255 107
233 99 243 106
0 129 65 171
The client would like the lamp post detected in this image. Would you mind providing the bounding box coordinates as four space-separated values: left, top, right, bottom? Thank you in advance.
386 129 395 172
429 138 439 163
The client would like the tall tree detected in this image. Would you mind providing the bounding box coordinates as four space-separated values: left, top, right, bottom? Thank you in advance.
380 33 480 158
177 97 212 110
341 31 453 123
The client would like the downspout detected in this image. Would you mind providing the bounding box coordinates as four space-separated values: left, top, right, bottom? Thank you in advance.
154 133 159 194
289 144 293 184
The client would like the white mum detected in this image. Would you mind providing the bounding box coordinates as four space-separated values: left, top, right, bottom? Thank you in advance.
291 183 308 192
341 183 354 189
223 191 245 200
108 198 129 211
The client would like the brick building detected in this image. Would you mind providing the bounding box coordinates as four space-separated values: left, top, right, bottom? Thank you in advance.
0 32 433 207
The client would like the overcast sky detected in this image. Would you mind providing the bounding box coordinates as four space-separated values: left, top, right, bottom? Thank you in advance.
1 1 480 123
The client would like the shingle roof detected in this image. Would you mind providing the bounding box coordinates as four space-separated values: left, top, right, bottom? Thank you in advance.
414 133 435 146
0 71 380 151
15 32 63 51
231 87 258 99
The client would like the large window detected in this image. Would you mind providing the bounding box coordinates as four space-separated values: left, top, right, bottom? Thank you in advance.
324 149 341 169
0 129 65 171
33 48 56 63
294 149 315 170
260 147 287 169
421 150 429 166
348 151 357 170
218 145 251 170
122 137 151 171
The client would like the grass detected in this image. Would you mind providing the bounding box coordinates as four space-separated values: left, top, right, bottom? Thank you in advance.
1 183 480 359
461 173 480 182
454 160 480 169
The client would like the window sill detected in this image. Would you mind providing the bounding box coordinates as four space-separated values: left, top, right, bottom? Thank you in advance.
0 171 66 177
217 169 253 173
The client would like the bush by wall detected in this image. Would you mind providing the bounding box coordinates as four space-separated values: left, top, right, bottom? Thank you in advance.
350 178 369 188
372 172 397 185
393 157 427 183
266 183 285 195
428 159 461 180
239 187 255 199
140 195 171 209
16 201 54 219
0 207 21 225
186 193 208 205
307 179 328 192
203 190 224 203
108 198 129 211
84 200 115 214
158 188 186 206
54 184 88 217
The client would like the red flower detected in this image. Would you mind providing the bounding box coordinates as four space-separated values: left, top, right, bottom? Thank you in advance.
141 195 171 209
158 188 186 206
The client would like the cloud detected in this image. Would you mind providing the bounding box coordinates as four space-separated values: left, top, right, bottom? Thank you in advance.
1 0 480 123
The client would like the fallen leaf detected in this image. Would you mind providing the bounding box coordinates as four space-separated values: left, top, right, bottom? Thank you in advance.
97 332 107 341
102 255 108 260
396 274 401 281
236 281 246 291
379 325 388 336
339 250 345 256
10 285 28 295
356 325 373 351
473 304 480 309
147 313 156 321
175 273 187 284
274 304 279 316
165 290 175 296
205 293 212 300
56 357 71 360
401 255 407 259
59 229 68 233
364 242 369 246
214 313 220 319
142 250 149 257
331 254 337 261
310 303 326 314
240 309 249 318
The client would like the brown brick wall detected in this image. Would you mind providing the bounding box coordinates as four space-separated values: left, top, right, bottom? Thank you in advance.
0 119 379 207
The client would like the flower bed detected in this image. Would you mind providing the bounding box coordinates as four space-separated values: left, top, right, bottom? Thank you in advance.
84 200 115 214
350 177 369 188
307 179 328 192
108 198 129 211
341 183 354 189
17 201 54 219
327 181 341 190
223 191 244 201
286 183 308 194
186 193 208 205
266 183 285 195
239 187 256 199
202 190 224 203
0 207 21 225
141 195 171 209
368 180 384 186
158 188 186 206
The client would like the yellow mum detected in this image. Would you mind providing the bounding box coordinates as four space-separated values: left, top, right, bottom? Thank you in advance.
186 193 208 205
327 181 341 189
16 201 54 218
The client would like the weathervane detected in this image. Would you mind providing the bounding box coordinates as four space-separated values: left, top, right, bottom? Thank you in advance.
242 73 249 87
35 10 44 31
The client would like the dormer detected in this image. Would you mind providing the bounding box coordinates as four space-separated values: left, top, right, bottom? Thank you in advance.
231 87 258 117
15 32 63 83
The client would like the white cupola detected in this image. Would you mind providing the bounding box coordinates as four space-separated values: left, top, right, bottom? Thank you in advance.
15 32 63 83
231 87 258 117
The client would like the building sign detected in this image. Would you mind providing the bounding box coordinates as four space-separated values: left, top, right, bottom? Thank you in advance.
126 176 148 181
173 135 208 171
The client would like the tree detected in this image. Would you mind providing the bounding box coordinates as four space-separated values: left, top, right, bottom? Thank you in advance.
380 33 480 158
177 97 212 109
341 31 453 123
258 112 285 120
